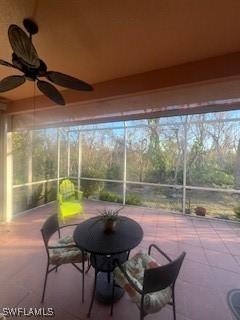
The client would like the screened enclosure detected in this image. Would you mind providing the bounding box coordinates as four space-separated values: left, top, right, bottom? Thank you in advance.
12 110 240 220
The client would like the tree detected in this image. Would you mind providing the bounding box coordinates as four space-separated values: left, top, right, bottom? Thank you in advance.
235 139 240 190
146 119 166 182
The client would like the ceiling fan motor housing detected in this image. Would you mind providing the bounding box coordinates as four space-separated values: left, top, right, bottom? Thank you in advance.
23 18 38 35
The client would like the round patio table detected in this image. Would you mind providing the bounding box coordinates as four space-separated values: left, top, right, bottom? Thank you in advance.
73 215 143 304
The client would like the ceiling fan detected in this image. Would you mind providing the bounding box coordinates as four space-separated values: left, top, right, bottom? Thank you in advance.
0 18 93 105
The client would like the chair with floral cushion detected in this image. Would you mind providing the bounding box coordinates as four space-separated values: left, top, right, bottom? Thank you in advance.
113 244 186 320
41 213 89 303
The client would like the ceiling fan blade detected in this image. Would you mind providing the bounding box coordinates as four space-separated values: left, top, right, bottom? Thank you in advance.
8 24 40 68
37 80 65 105
0 59 18 69
0 75 25 92
46 71 93 91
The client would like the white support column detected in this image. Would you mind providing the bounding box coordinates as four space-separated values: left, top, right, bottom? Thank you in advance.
123 122 127 205
42 129 47 203
0 113 4 221
0 115 13 222
78 131 82 190
67 131 70 177
182 116 188 214
57 128 60 192
27 131 32 208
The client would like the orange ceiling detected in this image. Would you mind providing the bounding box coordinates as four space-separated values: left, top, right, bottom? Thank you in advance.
1 0 240 101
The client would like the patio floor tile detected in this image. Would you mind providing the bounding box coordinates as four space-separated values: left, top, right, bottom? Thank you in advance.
0 200 238 320
205 249 240 273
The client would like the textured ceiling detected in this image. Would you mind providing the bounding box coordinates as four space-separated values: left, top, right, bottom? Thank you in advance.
1 0 240 101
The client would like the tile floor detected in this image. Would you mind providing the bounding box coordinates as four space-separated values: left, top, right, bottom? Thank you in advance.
1 200 240 320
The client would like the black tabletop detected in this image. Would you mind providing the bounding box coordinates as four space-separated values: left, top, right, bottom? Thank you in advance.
73 216 143 255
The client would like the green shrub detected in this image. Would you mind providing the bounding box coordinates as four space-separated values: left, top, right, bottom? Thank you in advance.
81 180 103 199
234 206 240 219
125 193 142 206
99 191 122 203
99 191 142 206
31 184 44 208
80 168 104 198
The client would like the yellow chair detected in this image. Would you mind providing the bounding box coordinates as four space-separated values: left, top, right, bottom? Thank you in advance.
58 179 84 221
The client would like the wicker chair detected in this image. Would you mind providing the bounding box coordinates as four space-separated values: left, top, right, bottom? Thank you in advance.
41 213 89 303
113 244 186 320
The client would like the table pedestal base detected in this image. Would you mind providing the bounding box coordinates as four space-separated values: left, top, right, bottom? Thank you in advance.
95 272 124 304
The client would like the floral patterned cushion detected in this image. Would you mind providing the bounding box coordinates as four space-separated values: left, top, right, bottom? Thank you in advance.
113 251 172 314
57 235 75 245
49 235 87 265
